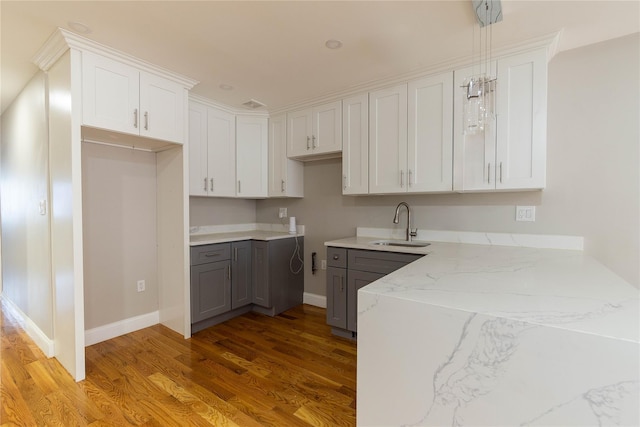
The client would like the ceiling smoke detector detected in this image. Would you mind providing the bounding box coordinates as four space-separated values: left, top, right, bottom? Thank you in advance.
242 99 266 109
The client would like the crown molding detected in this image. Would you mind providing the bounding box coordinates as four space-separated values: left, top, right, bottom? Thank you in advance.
269 31 561 116
32 28 199 89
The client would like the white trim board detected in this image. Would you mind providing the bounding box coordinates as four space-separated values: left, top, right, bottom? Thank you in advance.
303 292 326 308
84 311 159 346
1 295 55 357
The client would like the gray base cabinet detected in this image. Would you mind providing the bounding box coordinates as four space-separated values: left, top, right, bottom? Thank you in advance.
253 238 305 315
327 246 423 338
191 237 304 333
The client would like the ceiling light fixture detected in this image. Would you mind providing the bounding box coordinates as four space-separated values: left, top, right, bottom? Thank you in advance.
219 83 234 91
67 21 92 34
325 39 343 50
462 0 502 135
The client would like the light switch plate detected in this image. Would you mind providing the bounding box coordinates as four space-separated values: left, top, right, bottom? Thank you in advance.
516 206 536 222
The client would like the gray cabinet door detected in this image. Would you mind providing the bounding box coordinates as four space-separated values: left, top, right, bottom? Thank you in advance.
347 270 384 332
190 259 231 322
252 241 270 308
231 241 252 309
326 266 347 329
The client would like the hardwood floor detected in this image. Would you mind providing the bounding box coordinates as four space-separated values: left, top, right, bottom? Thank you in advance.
1 303 357 426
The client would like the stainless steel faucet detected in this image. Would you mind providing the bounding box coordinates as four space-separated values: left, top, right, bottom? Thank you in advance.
393 202 418 241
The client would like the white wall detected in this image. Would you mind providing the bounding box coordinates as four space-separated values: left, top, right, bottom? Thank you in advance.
82 142 159 330
256 34 640 296
0 72 54 338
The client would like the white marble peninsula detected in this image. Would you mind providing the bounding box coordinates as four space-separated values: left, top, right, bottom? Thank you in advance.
326 231 639 426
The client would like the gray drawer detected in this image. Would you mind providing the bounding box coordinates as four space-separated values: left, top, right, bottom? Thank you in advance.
190 243 231 266
327 247 347 268
348 249 422 275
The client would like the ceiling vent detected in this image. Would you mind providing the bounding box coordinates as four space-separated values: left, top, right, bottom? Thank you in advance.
242 99 266 109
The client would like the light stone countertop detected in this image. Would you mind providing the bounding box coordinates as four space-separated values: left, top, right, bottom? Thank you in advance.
190 223 304 246
325 233 639 343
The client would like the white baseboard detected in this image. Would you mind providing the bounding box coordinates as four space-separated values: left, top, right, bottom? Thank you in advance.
1 295 55 357
303 292 326 308
85 311 159 346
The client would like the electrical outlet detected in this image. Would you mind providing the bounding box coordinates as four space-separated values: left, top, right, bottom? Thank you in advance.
321 260 327 270
515 206 536 222
137 280 146 292
279 207 287 218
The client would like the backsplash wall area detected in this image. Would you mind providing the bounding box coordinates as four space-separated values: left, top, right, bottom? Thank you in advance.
255 34 640 297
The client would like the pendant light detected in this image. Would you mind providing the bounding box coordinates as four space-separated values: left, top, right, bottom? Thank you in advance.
462 0 502 135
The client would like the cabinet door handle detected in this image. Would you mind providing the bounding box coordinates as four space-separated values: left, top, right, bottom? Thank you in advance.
306 136 311 150
133 109 138 128
312 135 317 148
400 170 404 188
204 253 219 258
210 178 214 192
487 163 491 184
281 179 286 192
144 111 149 130
238 180 241 193
333 254 339 260
234 247 238 261
343 175 347 191
203 177 208 192
408 169 413 187
499 162 503 183
228 264 231 280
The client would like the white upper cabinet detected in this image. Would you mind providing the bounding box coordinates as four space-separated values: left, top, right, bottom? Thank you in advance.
454 48 547 191
287 100 342 159
268 114 304 197
408 72 454 193
206 107 236 197
236 116 268 198
495 48 547 190
342 93 369 195
369 84 408 194
82 51 184 143
188 101 209 196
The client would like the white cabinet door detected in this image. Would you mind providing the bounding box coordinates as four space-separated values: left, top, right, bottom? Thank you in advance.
287 108 312 158
286 101 342 159
207 107 236 197
312 100 342 155
342 94 369 195
453 62 498 192
268 114 303 197
188 101 209 196
408 72 454 193
496 48 547 190
369 84 408 194
82 51 139 135
236 116 268 198
139 72 184 143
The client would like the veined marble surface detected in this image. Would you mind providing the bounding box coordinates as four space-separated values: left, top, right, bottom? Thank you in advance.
353 235 640 426
189 222 304 246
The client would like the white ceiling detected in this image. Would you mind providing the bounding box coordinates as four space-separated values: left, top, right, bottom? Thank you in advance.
1 1 638 114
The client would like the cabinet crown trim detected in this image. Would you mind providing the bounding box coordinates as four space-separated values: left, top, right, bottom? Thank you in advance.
33 28 199 89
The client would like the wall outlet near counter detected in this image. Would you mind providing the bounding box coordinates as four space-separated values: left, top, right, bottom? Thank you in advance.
137 280 146 292
321 260 327 270
279 207 288 218
516 206 536 222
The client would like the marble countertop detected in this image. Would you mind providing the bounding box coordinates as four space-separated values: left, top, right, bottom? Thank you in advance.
190 223 304 246
325 231 639 343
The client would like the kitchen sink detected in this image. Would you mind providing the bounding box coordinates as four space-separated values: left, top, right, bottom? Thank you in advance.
370 240 431 248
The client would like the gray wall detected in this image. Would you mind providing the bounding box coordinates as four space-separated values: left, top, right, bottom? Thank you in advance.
0 72 54 337
190 197 256 227
82 143 159 330
256 34 640 296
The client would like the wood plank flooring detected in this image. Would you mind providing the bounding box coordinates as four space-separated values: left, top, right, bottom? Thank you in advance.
1 302 357 426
